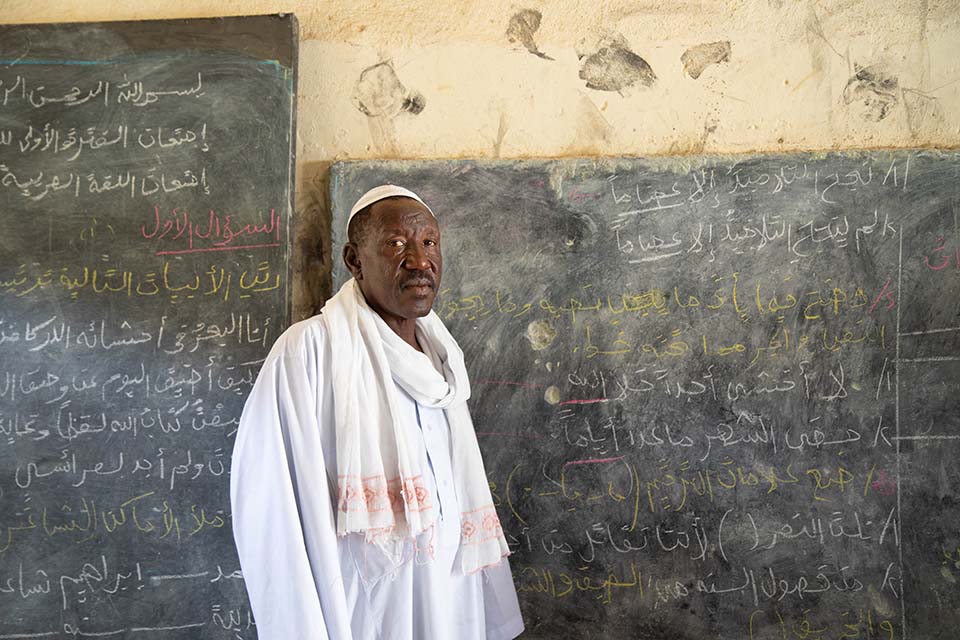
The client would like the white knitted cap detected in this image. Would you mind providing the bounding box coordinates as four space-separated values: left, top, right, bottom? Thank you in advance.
347 184 434 229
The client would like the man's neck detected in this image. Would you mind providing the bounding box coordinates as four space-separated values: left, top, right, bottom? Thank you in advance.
382 316 422 352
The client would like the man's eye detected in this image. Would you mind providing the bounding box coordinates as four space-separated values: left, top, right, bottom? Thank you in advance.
424 239 437 247
389 239 405 247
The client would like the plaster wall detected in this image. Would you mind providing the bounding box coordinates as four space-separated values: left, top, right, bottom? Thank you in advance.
5 0 960 317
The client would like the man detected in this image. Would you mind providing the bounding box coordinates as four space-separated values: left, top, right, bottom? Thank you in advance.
231 185 524 640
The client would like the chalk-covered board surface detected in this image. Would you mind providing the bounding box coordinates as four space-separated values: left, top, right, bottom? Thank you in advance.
0 16 296 639
332 153 960 639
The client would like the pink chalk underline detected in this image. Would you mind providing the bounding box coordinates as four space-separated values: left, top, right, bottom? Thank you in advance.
155 242 281 256
558 398 608 405
565 456 624 466
474 379 545 389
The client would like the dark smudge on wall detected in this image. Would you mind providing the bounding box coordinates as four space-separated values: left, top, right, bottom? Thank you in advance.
681 41 731 80
506 9 554 61
353 61 424 156
578 34 656 93
842 64 899 122
354 61 425 118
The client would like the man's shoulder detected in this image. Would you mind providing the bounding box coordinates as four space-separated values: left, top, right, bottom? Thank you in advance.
266 314 328 363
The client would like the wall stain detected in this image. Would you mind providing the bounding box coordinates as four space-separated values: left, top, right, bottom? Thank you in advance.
903 87 943 139
842 64 899 122
803 0 845 134
492 111 509 158
918 0 930 88
578 34 655 94
294 162 332 320
666 115 718 155
563 93 613 156
506 9 553 61
353 61 425 155
804 4 844 64
804 6 830 87
681 41 731 79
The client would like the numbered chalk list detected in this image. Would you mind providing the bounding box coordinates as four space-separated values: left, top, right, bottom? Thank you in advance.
0 16 295 639
332 154 960 640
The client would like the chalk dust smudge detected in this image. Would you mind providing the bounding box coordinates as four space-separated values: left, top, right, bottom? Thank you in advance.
842 64 899 122
544 386 561 405
526 320 557 351
506 9 554 61
681 41 731 79
867 585 895 618
578 34 655 94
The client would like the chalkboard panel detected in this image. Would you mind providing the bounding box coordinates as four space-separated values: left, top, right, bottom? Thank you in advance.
0 16 296 639
332 152 960 639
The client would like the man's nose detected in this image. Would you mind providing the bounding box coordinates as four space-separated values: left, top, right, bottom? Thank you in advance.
403 243 432 270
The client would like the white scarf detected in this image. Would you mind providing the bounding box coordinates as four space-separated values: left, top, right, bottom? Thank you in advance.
321 278 510 575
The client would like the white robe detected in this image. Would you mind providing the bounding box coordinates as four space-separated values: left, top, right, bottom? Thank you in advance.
231 316 525 640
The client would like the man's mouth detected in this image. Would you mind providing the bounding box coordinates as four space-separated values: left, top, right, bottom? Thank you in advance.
402 278 434 293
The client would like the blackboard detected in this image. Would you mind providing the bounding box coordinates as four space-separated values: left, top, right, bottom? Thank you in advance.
331 152 960 639
0 16 296 639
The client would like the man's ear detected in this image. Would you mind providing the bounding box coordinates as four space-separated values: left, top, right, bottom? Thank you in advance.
343 243 363 280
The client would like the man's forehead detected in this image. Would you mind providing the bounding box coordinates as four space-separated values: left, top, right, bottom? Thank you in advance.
372 198 439 230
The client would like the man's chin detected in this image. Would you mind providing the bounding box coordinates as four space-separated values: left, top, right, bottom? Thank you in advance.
404 292 436 317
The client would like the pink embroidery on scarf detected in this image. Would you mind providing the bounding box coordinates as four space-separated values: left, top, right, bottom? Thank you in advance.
462 552 512 576
459 503 503 545
337 474 432 514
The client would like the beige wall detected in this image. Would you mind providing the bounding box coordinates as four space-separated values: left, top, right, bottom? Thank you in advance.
7 0 960 317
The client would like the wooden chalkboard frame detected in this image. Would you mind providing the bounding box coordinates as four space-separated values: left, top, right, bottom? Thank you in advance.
0 15 297 639
332 152 960 640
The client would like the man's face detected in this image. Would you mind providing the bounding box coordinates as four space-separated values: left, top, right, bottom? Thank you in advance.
351 197 442 324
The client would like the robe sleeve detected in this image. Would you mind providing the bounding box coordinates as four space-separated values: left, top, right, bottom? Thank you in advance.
230 323 351 640
482 560 526 640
